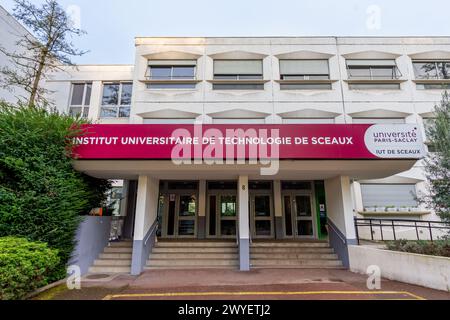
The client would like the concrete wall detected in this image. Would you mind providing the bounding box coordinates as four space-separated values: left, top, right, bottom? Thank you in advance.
349 245 450 292
69 216 112 275
0 5 33 103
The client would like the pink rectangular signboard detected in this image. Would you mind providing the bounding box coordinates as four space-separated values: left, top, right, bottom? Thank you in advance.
73 124 426 160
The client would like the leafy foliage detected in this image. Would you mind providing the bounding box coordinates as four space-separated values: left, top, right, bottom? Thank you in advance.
0 0 87 106
0 102 111 279
422 92 450 223
386 239 450 258
0 237 60 300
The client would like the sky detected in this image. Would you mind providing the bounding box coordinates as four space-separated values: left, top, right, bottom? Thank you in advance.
1 0 450 64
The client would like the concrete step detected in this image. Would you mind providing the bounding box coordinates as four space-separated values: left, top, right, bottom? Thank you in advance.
250 247 334 254
155 241 237 248
152 247 238 253
108 241 133 248
251 253 338 260
104 247 133 253
147 259 239 267
146 266 237 270
99 253 132 259
251 242 330 248
149 253 239 260
89 266 131 273
93 259 131 266
251 259 343 267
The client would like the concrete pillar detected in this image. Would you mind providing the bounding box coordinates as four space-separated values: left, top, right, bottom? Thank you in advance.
131 176 159 275
238 175 250 271
273 180 284 239
198 180 207 239
324 176 357 268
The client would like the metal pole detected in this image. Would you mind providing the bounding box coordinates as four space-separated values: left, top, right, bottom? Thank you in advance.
369 219 374 241
429 222 433 242
392 220 396 241
354 218 360 245
415 221 419 240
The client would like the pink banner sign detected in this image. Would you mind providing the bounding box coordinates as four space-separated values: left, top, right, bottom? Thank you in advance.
73 124 426 160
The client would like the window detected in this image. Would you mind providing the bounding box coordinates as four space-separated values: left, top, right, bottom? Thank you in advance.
279 60 331 90
69 83 92 118
347 59 401 90
146 60 197 89
213 60 264 90
100 82 133 118
282 118 335 124
352 118 405 124
361 184 418 208
413 61 450 89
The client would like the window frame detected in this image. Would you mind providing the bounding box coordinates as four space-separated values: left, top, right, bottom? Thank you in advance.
68 82 92 118
146 64 197 80
100 82 133 119
279 59 330 80
413 60 450 80
346 59 402 80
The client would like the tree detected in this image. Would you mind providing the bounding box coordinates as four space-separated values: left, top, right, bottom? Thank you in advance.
0 102 111 279
0 0 86 107
422 91 450 223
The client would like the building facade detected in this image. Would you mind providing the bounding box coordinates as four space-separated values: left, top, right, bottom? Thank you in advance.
21 36 450 274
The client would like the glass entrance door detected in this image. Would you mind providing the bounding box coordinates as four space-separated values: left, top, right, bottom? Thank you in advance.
207 193 237 238
250 195 274 238
282 193 315 239
161 193 197 238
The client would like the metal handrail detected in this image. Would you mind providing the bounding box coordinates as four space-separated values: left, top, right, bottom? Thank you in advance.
354 217 450 245
327 221 347 244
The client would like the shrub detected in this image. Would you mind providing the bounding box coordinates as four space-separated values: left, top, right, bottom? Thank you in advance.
386 239 450 257
0 237 60 300
0 103 111 279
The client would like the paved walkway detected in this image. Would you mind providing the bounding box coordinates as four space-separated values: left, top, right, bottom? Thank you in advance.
36 269 450 300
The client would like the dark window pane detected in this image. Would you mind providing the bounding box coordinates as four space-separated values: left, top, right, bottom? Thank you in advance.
82 107 89 118
119 107 130 118
84 83 92 105
249 181 272 190
416 83 450 90
172 66 195 79
209 196 216 236
296 196 311 217
221 220 236 236
147 83 196 89
221 196 236 217
437 62 450 79
102 84 120 105
70 84 85 105
348 67 371 79
179 195 196 217
100 106 118 118
208 181 237 190
413 62 438 79
178 220 195 236
69 107 82 117
120 83 133 105
255 221 271 236
213 83 264 90
349 83 400 90
150 66 172 79
284 196 292 236
297 221 313 236
282 181 312 190
167 199 176 236
371 67 396 79
254 196 271 217
214 75 239 80
168 181 198 190
280 83 331 90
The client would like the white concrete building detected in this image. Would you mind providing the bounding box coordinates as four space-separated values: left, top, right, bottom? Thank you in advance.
0 5 33 103
2 30 448 274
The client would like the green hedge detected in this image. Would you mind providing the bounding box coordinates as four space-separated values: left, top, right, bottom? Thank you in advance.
0 103 111 280
386 239 450 257
0 237 60 300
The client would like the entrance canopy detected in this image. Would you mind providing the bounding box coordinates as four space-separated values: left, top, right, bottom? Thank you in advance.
72 123 425 180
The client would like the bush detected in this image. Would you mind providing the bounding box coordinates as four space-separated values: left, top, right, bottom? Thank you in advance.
0 237 60 300
386 239 450 257
0 103 111 279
